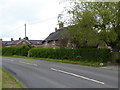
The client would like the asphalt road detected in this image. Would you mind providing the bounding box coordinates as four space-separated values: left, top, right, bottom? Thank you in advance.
2 57 118 88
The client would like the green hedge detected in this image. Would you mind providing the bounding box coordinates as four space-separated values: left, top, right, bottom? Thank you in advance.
2 45 31 56
29 47 110 62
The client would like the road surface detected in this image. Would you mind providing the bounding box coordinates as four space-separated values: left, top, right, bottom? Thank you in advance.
2 57 118 88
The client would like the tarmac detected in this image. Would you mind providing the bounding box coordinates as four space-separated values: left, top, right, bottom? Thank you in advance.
100 65 119 71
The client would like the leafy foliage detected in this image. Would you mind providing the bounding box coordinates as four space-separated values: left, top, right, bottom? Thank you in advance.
58 1 120 51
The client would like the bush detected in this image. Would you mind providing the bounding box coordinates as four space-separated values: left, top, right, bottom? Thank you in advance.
2 45 31 56
29 47 110 62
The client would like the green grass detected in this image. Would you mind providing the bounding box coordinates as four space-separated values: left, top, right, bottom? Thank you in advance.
2 68 24 88
0 68 2 89
3 55 106 67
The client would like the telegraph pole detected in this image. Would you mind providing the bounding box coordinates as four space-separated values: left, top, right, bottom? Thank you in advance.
25 24 26 38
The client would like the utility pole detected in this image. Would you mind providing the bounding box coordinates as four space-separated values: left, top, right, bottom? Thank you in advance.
25 24 26 38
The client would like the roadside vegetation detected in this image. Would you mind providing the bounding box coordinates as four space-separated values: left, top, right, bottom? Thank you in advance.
2 68 23 88
0 68 2 89
2 45 119 67
2 46 113 66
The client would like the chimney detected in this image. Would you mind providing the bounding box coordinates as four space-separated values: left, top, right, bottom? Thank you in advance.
11 38 14 41
0 39 2 41
0 39 2 43
55 27 57 32
59 22 64 29
0 39 2 46
19 37 21 40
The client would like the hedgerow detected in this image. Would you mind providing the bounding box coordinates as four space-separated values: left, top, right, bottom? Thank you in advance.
2 46 111 62
2 45 31 56
29 47 110 62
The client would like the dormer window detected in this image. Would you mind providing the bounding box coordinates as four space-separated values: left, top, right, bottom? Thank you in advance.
22 42 26 45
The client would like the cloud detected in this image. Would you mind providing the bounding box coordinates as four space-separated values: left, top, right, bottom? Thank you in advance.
0 0 64 40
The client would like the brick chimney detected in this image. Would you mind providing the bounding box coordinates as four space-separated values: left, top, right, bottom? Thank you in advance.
0 39 2 41
55 27 57 32
59 22 64 29
0 39 2 43
11 38 14 41
19 37 21 40
0 39 2 47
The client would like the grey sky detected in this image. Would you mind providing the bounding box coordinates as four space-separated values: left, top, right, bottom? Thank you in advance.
0 0 65 41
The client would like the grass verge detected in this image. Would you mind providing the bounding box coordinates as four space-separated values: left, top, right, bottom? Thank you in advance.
2 68 24 88
0 68 2 89
3 55 106 67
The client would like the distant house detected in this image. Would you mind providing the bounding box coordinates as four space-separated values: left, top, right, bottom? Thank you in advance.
2 38 43 47
42 27 76 48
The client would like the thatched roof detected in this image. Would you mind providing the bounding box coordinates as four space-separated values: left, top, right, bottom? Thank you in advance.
43 28 69 42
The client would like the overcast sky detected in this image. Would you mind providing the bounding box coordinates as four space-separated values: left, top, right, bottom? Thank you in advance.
0 0 66 41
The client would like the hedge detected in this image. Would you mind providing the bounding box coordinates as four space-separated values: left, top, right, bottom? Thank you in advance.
2 45 31 56
29 47 110 62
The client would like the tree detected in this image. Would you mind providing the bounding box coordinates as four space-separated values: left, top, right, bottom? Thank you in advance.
58 1 120 51
66 10 99 48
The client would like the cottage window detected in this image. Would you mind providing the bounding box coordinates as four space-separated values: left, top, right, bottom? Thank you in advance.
45 42 48 46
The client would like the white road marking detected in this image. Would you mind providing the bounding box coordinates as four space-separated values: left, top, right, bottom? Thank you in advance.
33 64 38 66
100 67 107 69
19 61 32 65
19 61 28 64
19 61 38 66
4 59 38 66
4 59 14 61
10 60 14 61
5 59 11 61
51 68 105 85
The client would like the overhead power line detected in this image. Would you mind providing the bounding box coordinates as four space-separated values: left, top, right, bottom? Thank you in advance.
2 16 58 39
28 16 57 25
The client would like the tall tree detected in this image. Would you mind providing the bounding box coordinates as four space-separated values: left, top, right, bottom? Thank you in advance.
58 1 120 51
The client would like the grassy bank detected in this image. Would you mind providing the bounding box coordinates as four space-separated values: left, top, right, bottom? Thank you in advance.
2 68 24 88
0 68 2 89
3 55 107 67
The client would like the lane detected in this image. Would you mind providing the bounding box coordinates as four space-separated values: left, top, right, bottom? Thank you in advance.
51 68 105 85
2 57 118 88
